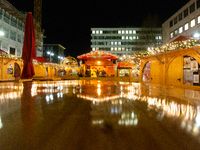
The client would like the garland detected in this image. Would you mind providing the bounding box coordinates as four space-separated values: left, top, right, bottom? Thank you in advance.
132 39 197 58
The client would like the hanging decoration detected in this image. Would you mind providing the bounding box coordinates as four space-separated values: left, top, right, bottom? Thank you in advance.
132 38 197 58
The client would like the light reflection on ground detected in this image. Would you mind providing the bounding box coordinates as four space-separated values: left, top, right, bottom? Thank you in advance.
0 80 200 149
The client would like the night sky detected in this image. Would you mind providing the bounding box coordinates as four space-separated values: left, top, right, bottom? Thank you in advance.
7 0 189 58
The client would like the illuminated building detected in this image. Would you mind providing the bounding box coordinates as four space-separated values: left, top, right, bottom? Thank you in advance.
91 28 162 57
0 0 43 56
0 0 25 56
162 0 200 44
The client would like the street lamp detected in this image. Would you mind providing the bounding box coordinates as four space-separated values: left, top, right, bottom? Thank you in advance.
58 56 64 63
47 51 54 62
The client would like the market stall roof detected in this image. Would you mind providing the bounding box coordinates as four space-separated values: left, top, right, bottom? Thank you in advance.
0 49 8 54
171 35 192 43
35 57 50 63
117 62 136 68
77 51 120 59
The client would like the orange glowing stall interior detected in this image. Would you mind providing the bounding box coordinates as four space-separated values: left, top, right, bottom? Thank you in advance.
77 51 120 77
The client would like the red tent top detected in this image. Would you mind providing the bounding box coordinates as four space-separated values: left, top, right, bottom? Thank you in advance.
35 57 50 63
0 49 8 54
117 62 135 68
77 51 120 60
171 35 192 43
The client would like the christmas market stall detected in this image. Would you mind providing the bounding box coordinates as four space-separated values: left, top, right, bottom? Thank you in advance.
134 36 200 88
0 50 23 80
77 51 119 77
59 56 81 78
117 56 140 82
33 57 62 80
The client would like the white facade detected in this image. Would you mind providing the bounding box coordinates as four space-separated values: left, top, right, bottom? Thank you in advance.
91 28 162 57
162 0 200 44
0 0 43 57
0 5 25 56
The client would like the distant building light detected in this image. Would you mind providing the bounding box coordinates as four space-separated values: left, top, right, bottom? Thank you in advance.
194 33 200 38
0 31 4 36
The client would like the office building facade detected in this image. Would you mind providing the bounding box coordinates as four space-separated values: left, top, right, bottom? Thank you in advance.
162 0 200 44
91 28 162 57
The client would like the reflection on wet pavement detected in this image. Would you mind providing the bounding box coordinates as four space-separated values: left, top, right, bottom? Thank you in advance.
0 80 200 149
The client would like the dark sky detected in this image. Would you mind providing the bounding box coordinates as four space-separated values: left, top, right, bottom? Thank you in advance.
7 0 189 58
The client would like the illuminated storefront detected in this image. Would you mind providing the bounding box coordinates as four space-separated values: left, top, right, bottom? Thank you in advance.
77 51 119 77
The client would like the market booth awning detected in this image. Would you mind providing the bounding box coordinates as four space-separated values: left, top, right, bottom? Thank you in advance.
171 35 192 43
117 62 136 68
35 57 50 63
0 49 8 54
77 51 120 60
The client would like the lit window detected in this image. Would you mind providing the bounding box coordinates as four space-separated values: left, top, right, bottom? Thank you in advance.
122 30 125 34
118 42 121 45
96 30 99 34
155 36 158 39
159 36 162 39
100 30 103 34
115 42 117 45
92 48 95 51
122 36 125 39
133 36 136 39
126 36 128 39
170 32 174 38
92 30 95 34
137 36 139 39
179 26 183 33
133 30 136 34
174 30 178 36
184 23 189 30
129 30 132 34
198 16 200 24
126 30 128 34
191 19 195 27
115 47 117 51
129 36 132 40
118 30 121 34
118 47 121 51
122 48 125 51
111 42 114 45
111 47 113 51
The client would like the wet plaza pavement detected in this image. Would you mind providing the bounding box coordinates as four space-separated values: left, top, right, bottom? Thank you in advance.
0 80 200 150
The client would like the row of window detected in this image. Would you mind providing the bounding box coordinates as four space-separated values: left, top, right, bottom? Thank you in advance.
92 35 162 40
170 16 200 38
92 41 162 46
0 9 24 31
92 47 145 51
92 47 131 51
170 0 200 27
3 27 23 43
92 29 162 35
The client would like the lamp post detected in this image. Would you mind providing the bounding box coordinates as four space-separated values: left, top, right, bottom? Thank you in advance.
47 51 54 62
58 56 64 64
